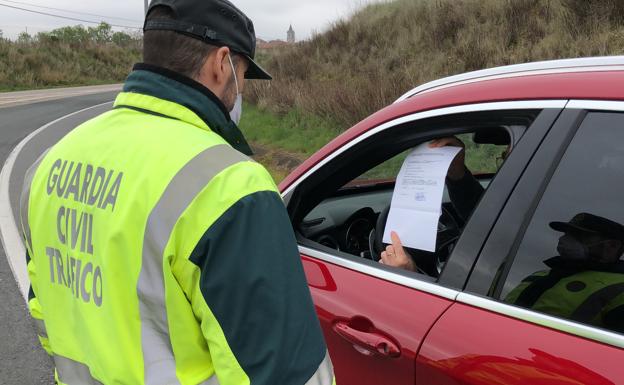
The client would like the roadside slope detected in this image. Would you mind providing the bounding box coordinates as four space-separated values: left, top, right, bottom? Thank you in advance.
250 0 624 129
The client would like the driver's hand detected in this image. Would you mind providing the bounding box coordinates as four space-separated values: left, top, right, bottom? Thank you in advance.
380 231 417 272
429 137 466 181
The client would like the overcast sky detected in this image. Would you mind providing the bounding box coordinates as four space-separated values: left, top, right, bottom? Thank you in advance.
0 0 384 40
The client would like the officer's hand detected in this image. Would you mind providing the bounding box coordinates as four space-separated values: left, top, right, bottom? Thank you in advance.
429 137 466 181
380 231 417 272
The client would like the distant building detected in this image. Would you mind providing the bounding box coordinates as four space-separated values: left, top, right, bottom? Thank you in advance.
256 38 289 49
287 25 295 44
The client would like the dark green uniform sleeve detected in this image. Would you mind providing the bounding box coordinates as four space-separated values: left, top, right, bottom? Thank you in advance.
189 190 328 385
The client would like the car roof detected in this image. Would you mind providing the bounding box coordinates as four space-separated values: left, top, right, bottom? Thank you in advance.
280 56 624 191
395 56 624 102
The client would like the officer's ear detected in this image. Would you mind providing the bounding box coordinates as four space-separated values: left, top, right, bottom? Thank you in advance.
197 46 232 98
211 46 232 86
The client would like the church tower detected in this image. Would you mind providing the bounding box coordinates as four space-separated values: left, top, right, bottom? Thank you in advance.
287 25 295 44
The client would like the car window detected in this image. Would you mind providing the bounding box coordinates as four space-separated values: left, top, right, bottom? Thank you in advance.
354 135 507 183
291 108 542 286
498 112 624 335
458 133 507 175
304 129 512 278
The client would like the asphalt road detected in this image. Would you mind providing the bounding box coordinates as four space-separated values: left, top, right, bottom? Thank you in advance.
0 85 121 109
0 91 118 384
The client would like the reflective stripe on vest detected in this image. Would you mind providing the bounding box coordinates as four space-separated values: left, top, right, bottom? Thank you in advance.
21 149 50 257
55 355 103 385
55 355 222 385
138 144 248 384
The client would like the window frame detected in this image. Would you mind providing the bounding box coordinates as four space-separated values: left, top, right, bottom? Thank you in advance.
283 100 567 298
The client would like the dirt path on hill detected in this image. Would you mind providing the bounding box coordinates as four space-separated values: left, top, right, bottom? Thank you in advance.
250 142 305 178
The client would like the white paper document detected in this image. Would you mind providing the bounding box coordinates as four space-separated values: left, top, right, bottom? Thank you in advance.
383 143 462 252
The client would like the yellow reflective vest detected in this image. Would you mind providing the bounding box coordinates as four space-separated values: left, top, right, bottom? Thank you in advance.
20 64 334 385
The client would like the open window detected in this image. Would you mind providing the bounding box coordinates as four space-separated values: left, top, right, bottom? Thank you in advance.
288 109 541 281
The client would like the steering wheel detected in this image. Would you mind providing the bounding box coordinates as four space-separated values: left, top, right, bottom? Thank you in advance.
370 203 461 277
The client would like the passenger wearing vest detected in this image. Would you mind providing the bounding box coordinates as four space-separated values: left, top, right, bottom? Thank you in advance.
505 212 624 333
19 0 335 384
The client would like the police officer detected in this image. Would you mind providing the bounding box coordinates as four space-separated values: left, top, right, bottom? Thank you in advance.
505 213 624 333
19 1 335 384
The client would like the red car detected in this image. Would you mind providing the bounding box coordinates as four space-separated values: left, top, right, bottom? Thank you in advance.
279 57 624 384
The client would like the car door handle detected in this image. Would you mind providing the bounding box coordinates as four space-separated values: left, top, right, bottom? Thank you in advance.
332 321 401 358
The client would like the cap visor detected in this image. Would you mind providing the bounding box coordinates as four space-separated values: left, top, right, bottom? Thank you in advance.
244 56 272 80
549 221 598 235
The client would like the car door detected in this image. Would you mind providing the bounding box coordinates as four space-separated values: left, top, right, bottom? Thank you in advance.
417 104 624 384
299 250 455 384
283 101 563 384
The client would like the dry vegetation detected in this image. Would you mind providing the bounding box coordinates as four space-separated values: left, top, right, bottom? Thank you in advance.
3 1 624 181
248 0 624 129
0 23 141 91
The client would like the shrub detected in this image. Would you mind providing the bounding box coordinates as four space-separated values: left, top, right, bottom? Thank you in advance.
0 23 141 91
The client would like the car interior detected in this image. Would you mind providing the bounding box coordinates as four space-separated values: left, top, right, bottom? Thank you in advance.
287 110 541 280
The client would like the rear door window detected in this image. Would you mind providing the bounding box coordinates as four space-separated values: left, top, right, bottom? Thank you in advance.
496 112 624 334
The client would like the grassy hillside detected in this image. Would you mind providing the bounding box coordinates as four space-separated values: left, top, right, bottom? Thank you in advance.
4 1 624 182
249 0 624 129
0 23 141 91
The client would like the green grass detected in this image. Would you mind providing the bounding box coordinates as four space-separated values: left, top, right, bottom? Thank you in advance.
241 104 507 184
259 162 291 184
459 134 507 174
239 102 343 184
239 102 342 157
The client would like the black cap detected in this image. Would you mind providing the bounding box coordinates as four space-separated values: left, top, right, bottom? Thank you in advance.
550 213 624 241
144 0 272 80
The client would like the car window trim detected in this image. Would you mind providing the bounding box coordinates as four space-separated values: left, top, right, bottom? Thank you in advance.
457 292 624 349
299 245 460 300
567 100 624 111
282 100 568 200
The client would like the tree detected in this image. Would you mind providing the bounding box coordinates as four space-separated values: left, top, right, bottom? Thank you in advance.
88 22 112 43
112 31 131 47
17 31 32 44
51 25 89 45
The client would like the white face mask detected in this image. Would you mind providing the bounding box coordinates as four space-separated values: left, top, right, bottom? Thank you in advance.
227 54 243 125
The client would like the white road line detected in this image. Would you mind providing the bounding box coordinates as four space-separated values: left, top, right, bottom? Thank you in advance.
0 101 113 302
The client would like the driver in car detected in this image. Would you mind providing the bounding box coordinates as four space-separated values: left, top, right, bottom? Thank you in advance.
380 136 506 272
